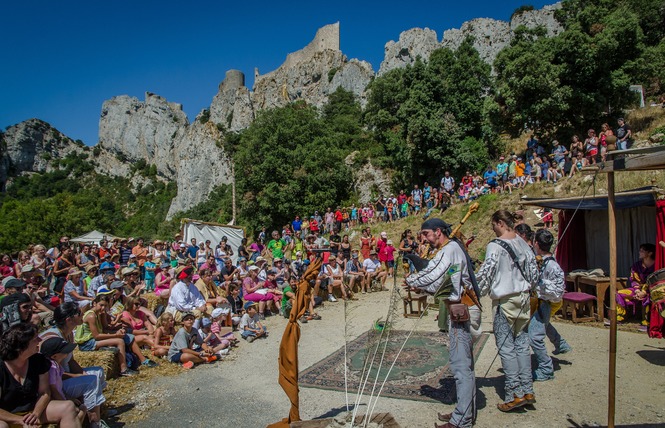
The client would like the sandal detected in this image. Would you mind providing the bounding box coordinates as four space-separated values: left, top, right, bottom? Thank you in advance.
497 395 527 412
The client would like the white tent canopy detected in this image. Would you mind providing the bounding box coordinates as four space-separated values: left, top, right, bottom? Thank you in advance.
181 219 245 264
70 230 118 244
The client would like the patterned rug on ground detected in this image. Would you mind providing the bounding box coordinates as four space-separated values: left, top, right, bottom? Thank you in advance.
299 329 489 403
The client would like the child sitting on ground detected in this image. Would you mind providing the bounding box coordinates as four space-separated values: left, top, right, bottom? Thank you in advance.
227 284 243 327
167 312 216 368
239 302 267 343
210 308 238 346
198 318 231 356
152 312 176 359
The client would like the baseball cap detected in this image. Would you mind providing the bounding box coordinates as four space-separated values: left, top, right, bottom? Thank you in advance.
4 278 27 289
248 265 260 272
181 312 196 321
40 337 77 358
243 301 256 310
380 231 387 238
201 318 212 327
99 262 115 272
211 308 224 318
110 281 124 290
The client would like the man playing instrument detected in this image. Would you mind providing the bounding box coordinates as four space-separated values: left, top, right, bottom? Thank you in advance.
402 218 480 428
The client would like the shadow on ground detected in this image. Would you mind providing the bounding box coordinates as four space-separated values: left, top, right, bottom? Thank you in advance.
635 349 665 366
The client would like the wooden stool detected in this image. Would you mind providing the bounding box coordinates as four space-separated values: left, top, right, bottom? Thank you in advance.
562 292 596 323
403 293 428 318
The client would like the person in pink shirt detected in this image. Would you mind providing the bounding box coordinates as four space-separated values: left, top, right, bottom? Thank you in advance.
382 239 397 279
376 231 388 264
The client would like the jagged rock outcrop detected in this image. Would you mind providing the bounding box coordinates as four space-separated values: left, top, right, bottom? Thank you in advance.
0 119 84 189
98 92 232 218
378 28 439 75
346 152 391 204
380 2 563 74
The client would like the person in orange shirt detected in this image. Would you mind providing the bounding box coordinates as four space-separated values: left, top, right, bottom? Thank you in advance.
132 238 149 279
515 157 526 188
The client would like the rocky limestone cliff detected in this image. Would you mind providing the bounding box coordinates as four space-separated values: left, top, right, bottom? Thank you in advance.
0 119 84 189
379 2 562 75
378 28 440 75
98 92 232 218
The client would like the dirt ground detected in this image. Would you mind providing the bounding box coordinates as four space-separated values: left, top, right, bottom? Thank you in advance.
110 287 665 428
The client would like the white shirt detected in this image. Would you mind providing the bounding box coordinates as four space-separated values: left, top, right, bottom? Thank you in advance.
363 258 381 273
537 256 565 302
167 280 205 312
405 240 470 301
477 237 539 300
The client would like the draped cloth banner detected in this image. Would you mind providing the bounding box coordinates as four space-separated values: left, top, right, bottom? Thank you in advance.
649 200 665 338
556 209 588 275
268 258 323 428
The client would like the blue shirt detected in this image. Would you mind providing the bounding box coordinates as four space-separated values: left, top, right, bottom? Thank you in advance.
292 219 302 232
483 170 498 185
186 246 198 260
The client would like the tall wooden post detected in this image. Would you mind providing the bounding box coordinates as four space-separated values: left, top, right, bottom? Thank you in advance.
607 171 617 428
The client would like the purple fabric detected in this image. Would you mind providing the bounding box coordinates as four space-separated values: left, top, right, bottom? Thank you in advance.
563 291 596 303
244 292 275 302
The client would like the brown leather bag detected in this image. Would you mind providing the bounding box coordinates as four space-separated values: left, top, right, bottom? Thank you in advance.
449 303 470 323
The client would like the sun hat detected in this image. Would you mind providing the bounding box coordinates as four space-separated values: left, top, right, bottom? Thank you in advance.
21 264 35 273
380 231 387 238
68 268 83 277
256 256 266 264
84 264 98 273
96 286 114 296
181 312 196 321
248 265 260 272
211 308 224 318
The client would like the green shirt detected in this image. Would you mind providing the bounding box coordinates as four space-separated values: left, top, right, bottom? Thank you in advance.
267 239 286 259
282 285 293 308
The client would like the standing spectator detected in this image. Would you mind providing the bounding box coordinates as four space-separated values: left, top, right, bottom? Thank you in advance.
569 135 584 158
616 117 632 150
291 216 302 237
411 185 423 215
599 123 614 161
266 230 287 261
440 171 455 204
132 238 149 279
584 129 599 164
496 157 508 186
334 207 343 232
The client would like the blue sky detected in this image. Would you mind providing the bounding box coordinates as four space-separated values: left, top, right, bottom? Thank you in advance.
1 1 553 145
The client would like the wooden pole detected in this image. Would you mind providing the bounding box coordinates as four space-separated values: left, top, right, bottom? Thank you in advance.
607 171 617 428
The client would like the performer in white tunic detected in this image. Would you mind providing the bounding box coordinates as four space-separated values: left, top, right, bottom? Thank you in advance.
477 210 539 412
404 218 478 428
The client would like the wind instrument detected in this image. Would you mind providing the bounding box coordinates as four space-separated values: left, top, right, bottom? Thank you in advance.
451 202 480 241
